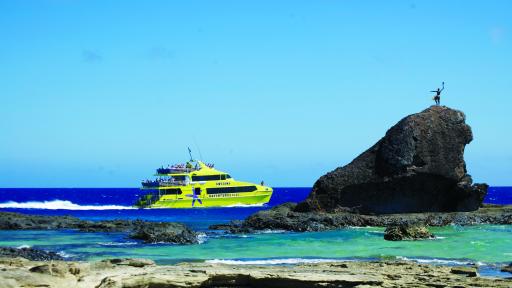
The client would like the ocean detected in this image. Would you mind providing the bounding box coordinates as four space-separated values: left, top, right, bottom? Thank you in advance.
0 187 511 277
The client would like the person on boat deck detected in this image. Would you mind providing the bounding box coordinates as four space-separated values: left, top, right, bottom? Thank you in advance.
430 82 445 105
261 180 265 186
192 189 202 206
186 162 192 169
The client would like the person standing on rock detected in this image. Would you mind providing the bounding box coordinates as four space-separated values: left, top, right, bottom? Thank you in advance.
430 82 445 105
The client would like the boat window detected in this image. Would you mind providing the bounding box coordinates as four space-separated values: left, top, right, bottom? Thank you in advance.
206 186 257 194
192 175 221 181
226 174 232 179
170 175 186 181
220 174 226 180
161 188 182 195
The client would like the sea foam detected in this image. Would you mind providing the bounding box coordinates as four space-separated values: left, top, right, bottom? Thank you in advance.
395 256 485 266
205 258 351 265
0 200 134 210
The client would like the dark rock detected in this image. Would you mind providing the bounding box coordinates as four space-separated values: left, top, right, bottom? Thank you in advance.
384 224 434 241
299 106 488 214
501 263 512 274
129 222 199 244
0 247 64 261
450 266 478 277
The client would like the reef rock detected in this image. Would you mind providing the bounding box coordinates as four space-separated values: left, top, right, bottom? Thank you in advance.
297 106 488 214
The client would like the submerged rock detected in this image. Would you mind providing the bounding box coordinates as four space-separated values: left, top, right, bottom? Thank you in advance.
297 106 488 214
0 247 64 261
383 224 434 241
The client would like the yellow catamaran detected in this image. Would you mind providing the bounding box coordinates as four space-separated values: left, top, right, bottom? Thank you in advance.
136 156 273 208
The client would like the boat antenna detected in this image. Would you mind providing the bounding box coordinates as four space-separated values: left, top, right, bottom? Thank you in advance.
188 147 193 161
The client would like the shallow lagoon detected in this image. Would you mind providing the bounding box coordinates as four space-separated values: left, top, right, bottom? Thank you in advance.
1 225 510 266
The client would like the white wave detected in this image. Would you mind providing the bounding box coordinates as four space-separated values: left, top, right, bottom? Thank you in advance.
16 245 31 249
205 258 351 265
57 251 75 258
197 233 208 244
255 229 287 234
0 200 135 210
396 256 484 266
98 242 138 246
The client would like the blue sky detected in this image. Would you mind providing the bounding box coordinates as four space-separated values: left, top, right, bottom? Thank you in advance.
0 1 510 187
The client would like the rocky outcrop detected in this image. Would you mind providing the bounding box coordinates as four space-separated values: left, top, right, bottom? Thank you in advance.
0 247 64 261
297 106 488 214
213 203 512 233
0 211 199 244
383 224 434 241
0 258 510 288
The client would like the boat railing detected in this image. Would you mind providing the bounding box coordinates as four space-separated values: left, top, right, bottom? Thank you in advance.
141 180 187 188
159 180 187 187
156 167 198 174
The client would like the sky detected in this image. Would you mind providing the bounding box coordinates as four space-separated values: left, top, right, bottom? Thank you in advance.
0 0 511 187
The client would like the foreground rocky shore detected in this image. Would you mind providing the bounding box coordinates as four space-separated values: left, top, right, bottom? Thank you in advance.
211 203 512 233
0 211 198 244
1 256 510 288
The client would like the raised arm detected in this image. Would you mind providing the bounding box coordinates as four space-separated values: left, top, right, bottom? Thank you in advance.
440 82 445 92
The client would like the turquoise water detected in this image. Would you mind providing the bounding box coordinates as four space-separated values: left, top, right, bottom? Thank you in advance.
1 225 511 266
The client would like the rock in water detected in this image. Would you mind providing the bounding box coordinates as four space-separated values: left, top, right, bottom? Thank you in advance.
384 224 434 241
297 106 488 214
501 263 512 274
129 222 199 244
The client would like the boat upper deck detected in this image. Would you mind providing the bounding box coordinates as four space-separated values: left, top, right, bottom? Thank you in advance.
156 161 215 175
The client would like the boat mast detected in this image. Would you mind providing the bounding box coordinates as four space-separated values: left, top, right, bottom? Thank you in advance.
188 147 194 161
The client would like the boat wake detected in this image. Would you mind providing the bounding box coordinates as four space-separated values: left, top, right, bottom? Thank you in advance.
0 200 135 210
223 203 266 208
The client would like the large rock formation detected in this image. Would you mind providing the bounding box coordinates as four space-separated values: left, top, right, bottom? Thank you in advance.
297 106 488 214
